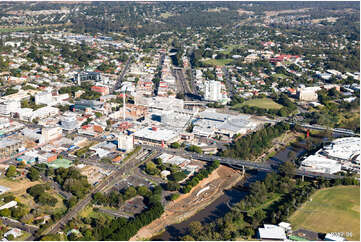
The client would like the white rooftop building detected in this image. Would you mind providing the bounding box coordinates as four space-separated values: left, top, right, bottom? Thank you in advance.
204 80 222 102
193 110 259 138
322 137 360 162
258 224 287 241
0 201 17 210
35 91 53 105
0 100 21 116
118 134 134 152
133 127 180 147
4 228 22 239
31 106 59 121
61 112 80 131
301 154 342 174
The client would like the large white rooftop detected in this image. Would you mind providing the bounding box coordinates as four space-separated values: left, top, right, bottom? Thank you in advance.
301 154 341 174
133 127 179 142
322 137 360 161
258 224 286 240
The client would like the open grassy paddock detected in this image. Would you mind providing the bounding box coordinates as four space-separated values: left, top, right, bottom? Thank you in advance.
289 185 360 241
233 97 283 110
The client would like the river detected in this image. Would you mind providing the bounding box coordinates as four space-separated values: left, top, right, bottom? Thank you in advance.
152 171 268 241
153 143 309 241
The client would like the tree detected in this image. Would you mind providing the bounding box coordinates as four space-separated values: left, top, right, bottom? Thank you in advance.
145 161 159 175
170 142 181 149
37 193 58 206
0 208 11 217
124 186 137 200
170 193 180 201
187 145 202 154
94 112 103 118
181 235 195 241
167 171 187 182
6 165 17 178
137 186 151 197
188 221 203 237
6 234 14 241
27 167 40 181
279 161 296 177
165 181 180 191
40 234 61 241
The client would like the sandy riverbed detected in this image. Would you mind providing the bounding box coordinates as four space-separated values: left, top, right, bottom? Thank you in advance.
130 165 243 241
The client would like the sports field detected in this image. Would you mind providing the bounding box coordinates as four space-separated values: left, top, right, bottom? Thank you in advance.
233 98 283 110
202 58 233 66
289 185 360 241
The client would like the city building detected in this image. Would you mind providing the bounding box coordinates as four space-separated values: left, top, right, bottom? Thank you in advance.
118 133 134 151
0 138 22 158
91 85 110 96
39 127 63 144
301 137 360 174
0 99 20 115
35 91 53 105
61 112 80 131
133 127 180 147
74 71 102 85
31 106 59 121
73 100 103 112
193 110 259 138
301 154 342 174
321 137 360 162
257 224 287 241
297 87 321 101
204 80 222 102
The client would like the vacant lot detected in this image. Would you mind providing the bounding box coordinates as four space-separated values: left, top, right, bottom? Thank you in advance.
233 98 283 110
289 186 360 241
202 58 233 66
0 177 40 198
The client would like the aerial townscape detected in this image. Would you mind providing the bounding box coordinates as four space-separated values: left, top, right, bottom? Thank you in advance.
0 1 359 241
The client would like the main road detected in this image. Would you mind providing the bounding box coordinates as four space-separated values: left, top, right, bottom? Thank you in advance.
111 55 133 93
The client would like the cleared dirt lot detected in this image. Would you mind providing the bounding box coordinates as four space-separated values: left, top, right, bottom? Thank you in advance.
130 165 243 241
80 165 108 185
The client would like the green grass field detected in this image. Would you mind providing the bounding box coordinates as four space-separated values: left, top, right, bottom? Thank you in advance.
289 186 360 241
272 73 289 79
233 98 283 110
159 12 174 18
202 58 233 66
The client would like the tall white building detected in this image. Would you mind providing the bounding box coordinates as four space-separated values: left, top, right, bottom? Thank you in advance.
204 80 222 101
35 92 53 105
297 87 321 101
0 100 20 115
39 127 62 144
61 112 79 131
118 134 134 152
